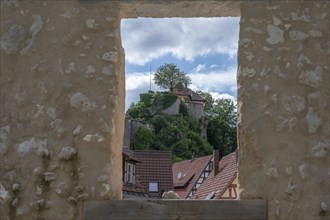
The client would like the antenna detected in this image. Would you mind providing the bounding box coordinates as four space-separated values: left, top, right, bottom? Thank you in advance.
149 66 152 91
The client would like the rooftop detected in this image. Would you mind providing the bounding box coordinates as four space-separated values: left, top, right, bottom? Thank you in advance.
133 150 174 198
194 151 237 199
172 87 205 102
172 155 213 199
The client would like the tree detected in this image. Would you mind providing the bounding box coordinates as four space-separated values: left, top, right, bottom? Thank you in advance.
197 91 214 116
206 98 237 157
154 63 191 92
131 127 155 150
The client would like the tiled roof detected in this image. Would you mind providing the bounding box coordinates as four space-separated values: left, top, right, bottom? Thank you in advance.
133 150 174 198
173 88 205 102
194 151 237 199
123 148 141 163
123 182 148 196
172 155 213 199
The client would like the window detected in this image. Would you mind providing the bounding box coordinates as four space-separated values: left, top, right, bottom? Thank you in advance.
148 181 158 192
124 162 135 184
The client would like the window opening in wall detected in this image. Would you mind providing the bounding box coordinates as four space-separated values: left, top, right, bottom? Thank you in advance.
121 17 240 200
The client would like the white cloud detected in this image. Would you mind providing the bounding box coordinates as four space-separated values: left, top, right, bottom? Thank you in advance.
126 72 153 90
192 64 207 73
210 92 236 102
125 72 158 109
188 66 237 94
210 64 219 69
121 17 240 66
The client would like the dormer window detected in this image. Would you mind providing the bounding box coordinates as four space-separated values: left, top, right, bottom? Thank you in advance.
124 161 135 184
148 181 158 192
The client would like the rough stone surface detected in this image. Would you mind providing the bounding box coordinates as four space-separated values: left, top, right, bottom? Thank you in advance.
16 138 49 157
238 1 329 219
0 182 10 204
289 30 309 41
306 107 322 133
162 190 180 199
0 24 28 53
1 1 328 220
0 126 10 155
1 1 124 219
58 147 77 161
266 24 284 44
70 92 97 112
298 65 323 88
311 139 330 158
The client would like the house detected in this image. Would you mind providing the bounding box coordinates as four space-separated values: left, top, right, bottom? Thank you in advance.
172 154 213 199
122 148 149 199
172 150 238 200
194 151 238 199
172 87 206 120
131 150 174 198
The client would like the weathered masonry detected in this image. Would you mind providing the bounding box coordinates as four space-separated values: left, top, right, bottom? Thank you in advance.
0 1 329 219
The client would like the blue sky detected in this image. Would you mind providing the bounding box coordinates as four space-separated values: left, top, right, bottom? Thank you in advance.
121 17 240 110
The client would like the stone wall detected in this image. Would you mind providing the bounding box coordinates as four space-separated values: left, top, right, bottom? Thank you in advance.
162 98 180 116
188 102 204 121
1 1 125 219
0 1 329 220
123 117 154 148
237 1 329 219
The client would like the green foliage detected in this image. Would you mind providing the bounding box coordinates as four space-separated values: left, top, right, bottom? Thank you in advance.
154 63 191 92
127 102 148 121
127 92 178 121
131 126 155 150
161 93 178 109
179 101 189 117
197 90 214 116
206 98 237 157
149 114 212 162
140 93 153 106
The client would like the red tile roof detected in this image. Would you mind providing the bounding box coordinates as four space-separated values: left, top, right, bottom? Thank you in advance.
123 182 146 194
123 148 141 163
172 155 213 199
133 150 174 198
194 152 237 199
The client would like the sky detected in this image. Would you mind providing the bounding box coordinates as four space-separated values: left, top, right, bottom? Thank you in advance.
121 17 240 110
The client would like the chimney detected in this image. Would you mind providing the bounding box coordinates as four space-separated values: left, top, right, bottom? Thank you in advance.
213 149 220 177
191 152 195 162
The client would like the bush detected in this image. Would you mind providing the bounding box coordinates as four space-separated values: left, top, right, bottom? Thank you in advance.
179 100 189 117
131 127 155 150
